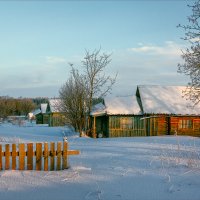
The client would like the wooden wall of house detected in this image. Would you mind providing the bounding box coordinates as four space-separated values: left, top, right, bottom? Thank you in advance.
146 116 200 137
108 115 145 137
36 113 43 124
43 114 49 124
90 116 108 138
91 115 200 138
170 116 200 137
49 113 66 127
36 114 49 124
145 116 168 136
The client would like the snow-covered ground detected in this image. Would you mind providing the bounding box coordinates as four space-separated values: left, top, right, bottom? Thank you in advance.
0 121 200 200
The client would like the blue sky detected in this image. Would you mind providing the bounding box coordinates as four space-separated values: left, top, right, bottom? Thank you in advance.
0 0 193 98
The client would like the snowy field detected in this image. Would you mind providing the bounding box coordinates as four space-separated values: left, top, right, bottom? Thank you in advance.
0 122 200 200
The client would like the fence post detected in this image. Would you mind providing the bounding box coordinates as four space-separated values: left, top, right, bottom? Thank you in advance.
62 142 68 169
19 144 25 170
57 142 62 170
0 144 2 170
12 144 17 170
5 144 10 170
44 143 48 171
50 142 55 171
27 143 33 170
36 143 42 170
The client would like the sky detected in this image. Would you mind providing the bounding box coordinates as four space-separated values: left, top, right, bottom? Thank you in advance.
0 0 194 98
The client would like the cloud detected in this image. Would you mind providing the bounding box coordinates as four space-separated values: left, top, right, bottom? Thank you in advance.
111 41 184 74
45 56 67 64
0 43 189 98
108 41 189 96
129 41 183 56
0 85 60 98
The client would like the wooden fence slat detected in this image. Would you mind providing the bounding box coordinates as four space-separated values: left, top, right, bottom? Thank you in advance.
27 143 33 170
5 144 10 170
19 144 25 170
50 142 55 171
0 145 2 170
67 150 80 155
36 143 42 170
44 143 48 171
12 144 17 170
62 142 68 169
57 142 62 170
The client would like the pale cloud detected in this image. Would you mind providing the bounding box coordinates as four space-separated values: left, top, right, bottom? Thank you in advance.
129 41 183 56
45 56 67 64
0 44 189 98
108 42 189 96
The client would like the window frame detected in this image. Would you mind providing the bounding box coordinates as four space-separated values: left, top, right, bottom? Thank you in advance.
178 119 193 129
120 117 133 129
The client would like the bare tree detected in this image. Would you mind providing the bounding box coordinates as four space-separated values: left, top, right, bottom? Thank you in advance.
59 49 116 136
59 67 87 136
178 0 200 104
83 49 117 132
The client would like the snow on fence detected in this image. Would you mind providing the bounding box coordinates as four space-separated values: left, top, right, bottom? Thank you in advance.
0 142 79 171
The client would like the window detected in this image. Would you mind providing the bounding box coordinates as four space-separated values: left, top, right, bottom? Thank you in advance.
120 117 133 129
178 119 193 129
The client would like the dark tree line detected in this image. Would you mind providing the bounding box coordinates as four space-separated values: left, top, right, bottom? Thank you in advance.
0 97 48 119
32 97 49 108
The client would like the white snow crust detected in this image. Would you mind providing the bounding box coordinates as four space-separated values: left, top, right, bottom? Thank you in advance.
138 85 200 115
91 95 142 116
0 122 200 200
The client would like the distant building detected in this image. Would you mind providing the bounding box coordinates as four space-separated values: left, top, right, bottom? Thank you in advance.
35 103 49 124
48 99 66 127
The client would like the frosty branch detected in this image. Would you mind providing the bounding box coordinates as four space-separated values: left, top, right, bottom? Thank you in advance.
178 0 200 105
59 49 117 136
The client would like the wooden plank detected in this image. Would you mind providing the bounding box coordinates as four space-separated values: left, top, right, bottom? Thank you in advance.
19 143 25 170
93 116 96 138
44 143 48 171
12 144 17 170
0 145 2 170
62 142 68 169
27 143 33 170
67 150 80 155
36 143 42 170
5 144 10 170
50 142 55 171
57 142 62 170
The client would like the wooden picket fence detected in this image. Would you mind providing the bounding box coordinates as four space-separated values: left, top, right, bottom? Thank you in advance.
0 142 79 171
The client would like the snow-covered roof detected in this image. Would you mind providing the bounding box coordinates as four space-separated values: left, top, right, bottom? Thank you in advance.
137 85 200 115
105 95 142 115
91 95 142 116
41 103 48 114
91 103 106 116
33 104 48 115
49 99 62 113
33 109 41 116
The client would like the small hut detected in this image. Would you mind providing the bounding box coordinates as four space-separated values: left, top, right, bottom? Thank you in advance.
35 103 49 124
48 99 66 127
90 95 144 138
